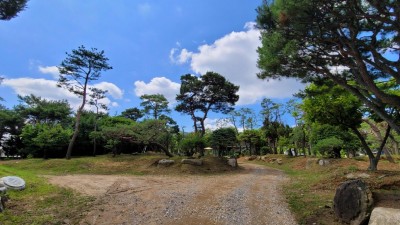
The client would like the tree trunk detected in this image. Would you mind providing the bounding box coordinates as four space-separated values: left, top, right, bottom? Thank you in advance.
368 157 378 171
154 142 173 157
200 118 206 137
351 127 378 171
43 148 48 159
93 138 97 157
93 119 98 157
302 128 307 157
389 134 399 155
66 108 83 159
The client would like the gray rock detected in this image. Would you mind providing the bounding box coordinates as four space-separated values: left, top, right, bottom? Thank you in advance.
276 158 283 165
333 179 374 225
158 159 175 167
368 207 400 225
181 159 203 166
227 158 237 167
318 159 330 166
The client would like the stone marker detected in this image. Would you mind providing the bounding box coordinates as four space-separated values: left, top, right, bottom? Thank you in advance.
181 159 203 166
368 207 400 225
0 176 25 213
333 179 373 225
1 176 25 190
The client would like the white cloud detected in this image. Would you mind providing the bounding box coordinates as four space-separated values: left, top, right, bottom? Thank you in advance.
170 22 305 105
38 66 59 79
93 82 124 99
204 118 235 131
36 65 124 99
134 77 180 104
169 48 178 62
328 65 349 75
204 118 219 131
2 78 122 111
170 48 193 64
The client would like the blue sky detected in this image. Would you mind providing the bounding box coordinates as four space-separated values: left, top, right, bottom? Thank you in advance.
0 0 305 131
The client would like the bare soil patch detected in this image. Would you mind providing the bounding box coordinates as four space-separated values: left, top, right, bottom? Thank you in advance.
47 162 297 225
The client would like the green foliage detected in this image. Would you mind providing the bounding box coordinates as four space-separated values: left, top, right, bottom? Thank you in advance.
256 0 400 134
228 107 258 132
210 127 237 156
20 124 72 158
100 115 135 127
176 72 239 136
310 123 360 158
301 82 363 130
58 45 112 159
88 87 108 112
0 107 24 141
15 94 72 126
120 107 143 121
313 137 344 158
8 95 74 158
1 135 23 157
57 46 112 98
0 0 28 20
140 94 170 119
261 98 290 154
239 129 265 155
179 133 206 156
100 119 174 157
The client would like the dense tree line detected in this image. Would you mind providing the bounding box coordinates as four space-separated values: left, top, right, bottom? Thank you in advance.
1 43 398 172
1 0 399 172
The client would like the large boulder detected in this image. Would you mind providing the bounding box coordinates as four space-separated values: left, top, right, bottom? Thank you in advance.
181 159 203 166
157 159 175 167
333 179 374 225
368 207 400 225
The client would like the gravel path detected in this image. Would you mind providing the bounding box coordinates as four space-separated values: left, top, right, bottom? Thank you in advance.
47 162 297 225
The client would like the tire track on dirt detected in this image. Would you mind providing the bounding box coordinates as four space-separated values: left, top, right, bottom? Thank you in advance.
47 163 297 225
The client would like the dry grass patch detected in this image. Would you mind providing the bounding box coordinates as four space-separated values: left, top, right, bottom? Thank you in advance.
248 155 400 225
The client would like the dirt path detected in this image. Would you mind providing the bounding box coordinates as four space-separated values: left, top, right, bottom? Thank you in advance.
47 162 297 225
